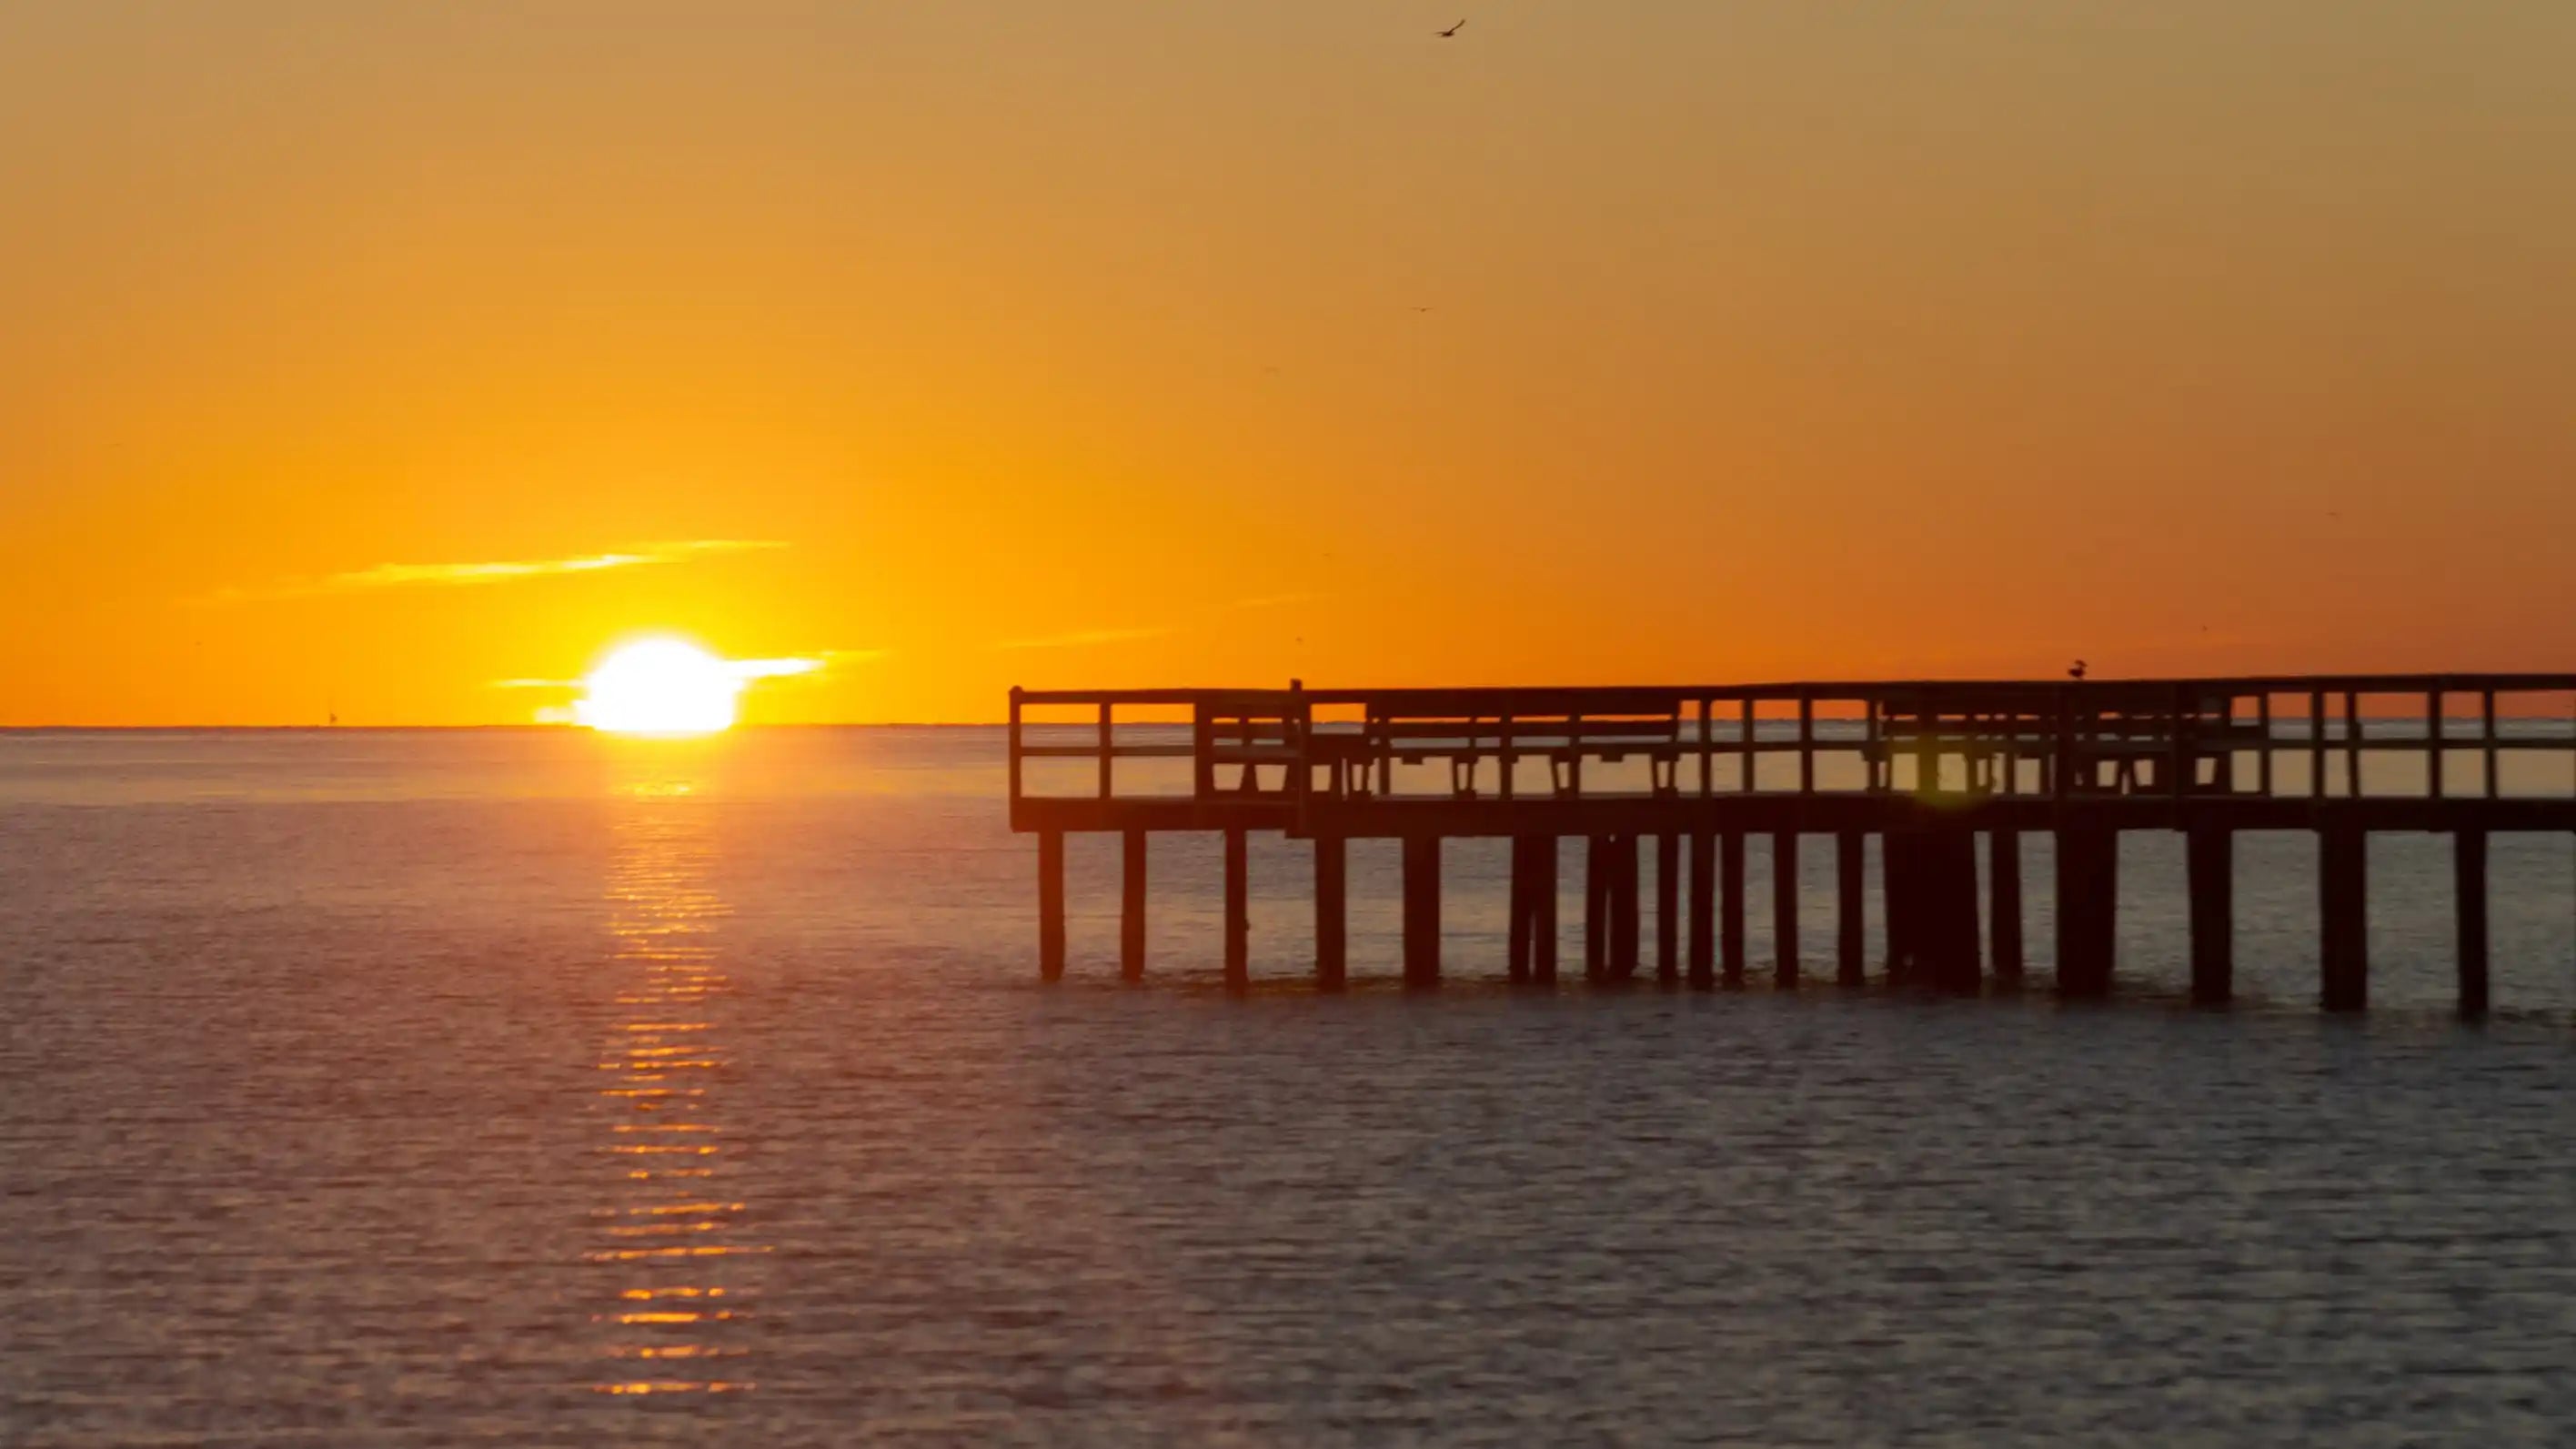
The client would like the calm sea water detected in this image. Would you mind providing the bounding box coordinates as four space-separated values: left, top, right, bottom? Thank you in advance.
3 728 2572 1445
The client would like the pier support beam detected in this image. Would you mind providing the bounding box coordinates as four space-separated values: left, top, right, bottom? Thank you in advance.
1773 831 1799 987
1314 836 1346 991
1121 828 1148 982
1938 833 1983 994
1655 833 1680 983
2456 829 2489 1018
2056 826 2117 997
2187 825 2232 1005
1611 835 1642 982
1836 831 1866 988
1507 838 1534 984
1403 835 1442 989
2319 824 2367 1011
1507 837 1558 985
1885 830 1979 992
1883 832 1917 981
1926 831 1985 993
1989 830 2023 983
1687 831 1716 988
1532 837 1559 986
1223 827 1249 991
1721 831 1746 986
1037 830 1066 982
1584 836 1607 983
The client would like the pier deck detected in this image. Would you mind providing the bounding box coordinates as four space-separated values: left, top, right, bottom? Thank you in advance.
1008 676 2576 1011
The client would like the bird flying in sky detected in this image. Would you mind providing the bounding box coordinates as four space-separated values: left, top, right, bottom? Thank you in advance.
1437 18 1466 38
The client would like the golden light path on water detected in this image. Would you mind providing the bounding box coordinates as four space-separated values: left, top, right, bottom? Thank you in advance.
588 767 767 1396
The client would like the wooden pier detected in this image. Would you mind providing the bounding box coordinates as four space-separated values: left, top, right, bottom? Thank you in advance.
1008 676 2576 1013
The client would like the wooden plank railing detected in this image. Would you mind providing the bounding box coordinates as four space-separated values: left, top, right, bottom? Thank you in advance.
1009 676 2576 814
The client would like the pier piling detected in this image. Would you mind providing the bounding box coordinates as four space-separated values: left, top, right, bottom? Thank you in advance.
1584 836 1607 982
1612 835 1642 981
1532 836 1559 985
1721 830 1746 986
1223 827 1249 991
1930 832 1983 993
2319 824 2368 1011
1504 835 1524 980
1314 836 1346 991
1883 831 1917 981
1773 831 1800 987
2057 826 2117 997
1896 830 1988 984
1887 830 1980 992
1989 830 2023 982
1687 830 1716 987
1403 835 1441 988
1655 832 1680 982
1038 830 1066 982
1121 828 1147 982
2456 830 2489 1017
2187 825 2233 1005
1836 830 1865 987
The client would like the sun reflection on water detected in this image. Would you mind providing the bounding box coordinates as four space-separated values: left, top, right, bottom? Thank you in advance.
588 770 766 1396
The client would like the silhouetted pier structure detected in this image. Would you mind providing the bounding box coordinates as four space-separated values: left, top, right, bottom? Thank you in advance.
1008 677 2576 1013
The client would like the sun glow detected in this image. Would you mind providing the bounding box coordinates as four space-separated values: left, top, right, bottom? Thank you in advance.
575 639 748 736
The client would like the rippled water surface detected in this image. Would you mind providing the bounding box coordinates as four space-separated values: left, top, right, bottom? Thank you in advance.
3 729 2572 1445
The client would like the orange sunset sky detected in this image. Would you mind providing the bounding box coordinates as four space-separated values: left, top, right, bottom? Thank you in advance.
4 4 2571 726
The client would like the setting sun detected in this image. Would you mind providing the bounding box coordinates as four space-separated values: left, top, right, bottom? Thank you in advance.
575 639 745 737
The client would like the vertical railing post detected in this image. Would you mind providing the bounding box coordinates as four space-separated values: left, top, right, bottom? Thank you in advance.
2309 689 2326 798
2258 692 2273 796
1567 711 1585 798
1697 698 1712 796
1289 679 1311 825
1192 699 1214 799
1499 709 1515 802
1099 700 1115 800
2482 689 2499 800
1739 699 1755 793
1798 691 1815 794
2344 690 2362 798
1008 686 1025 817
1865 695 1883 791
2428 687 2444 800
2168 680 2189 800
2060 685 2081 799
1664 701 1683 796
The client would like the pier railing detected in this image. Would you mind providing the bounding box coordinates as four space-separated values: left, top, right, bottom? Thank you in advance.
1010 676 2576 827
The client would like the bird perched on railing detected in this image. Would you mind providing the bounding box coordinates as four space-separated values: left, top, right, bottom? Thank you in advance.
2068 659 2088 680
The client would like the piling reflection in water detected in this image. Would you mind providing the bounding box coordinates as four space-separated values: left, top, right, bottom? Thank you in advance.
588 775 765 1395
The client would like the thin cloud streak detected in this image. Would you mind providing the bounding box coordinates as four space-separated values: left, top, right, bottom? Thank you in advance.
487 647 883 692
201 539 786 603
994 626 1175 651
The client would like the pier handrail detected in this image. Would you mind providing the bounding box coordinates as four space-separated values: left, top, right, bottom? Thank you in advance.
1009 675 2576 823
